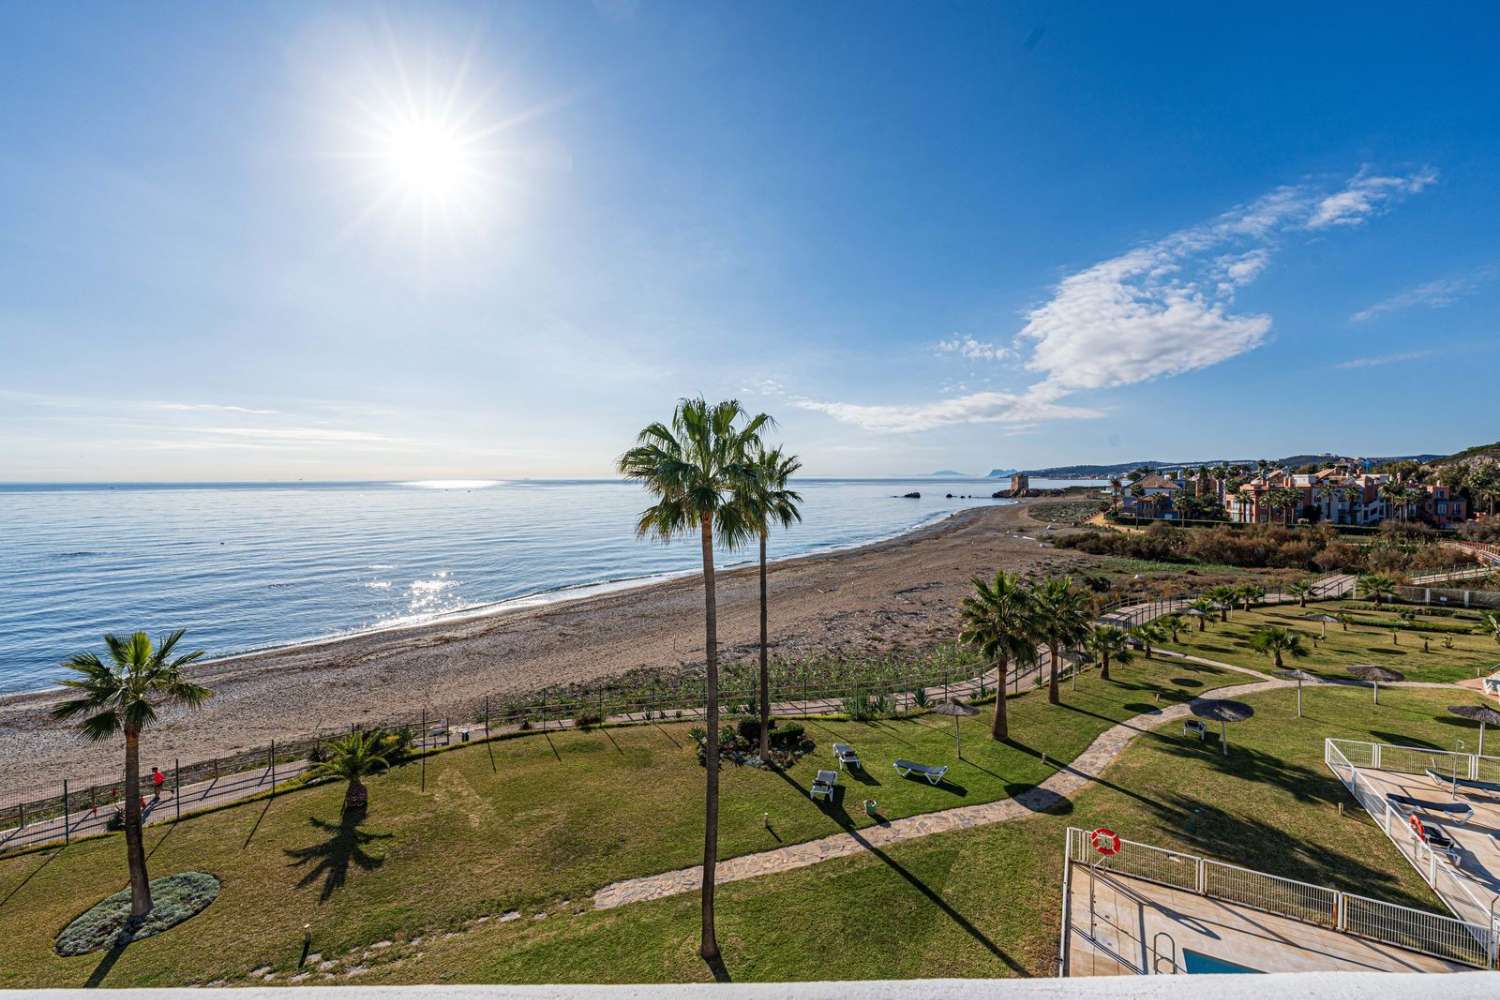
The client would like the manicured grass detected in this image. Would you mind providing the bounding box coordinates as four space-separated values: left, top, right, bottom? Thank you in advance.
0 655 1237 988
1163 599 1500 684
353 684 1463 985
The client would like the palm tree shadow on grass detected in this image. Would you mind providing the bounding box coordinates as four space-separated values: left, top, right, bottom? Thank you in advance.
284 806 391 902
771 769 1025 974
1151 739 1338 806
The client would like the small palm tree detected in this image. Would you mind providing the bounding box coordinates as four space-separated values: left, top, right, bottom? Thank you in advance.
1248 626 1308 668
736 444 803 758
1029 577 1092 705
958 571 1036 740
1356 573 1397 606
619 397 769 964
52 630 211 919
1129 620 1166 657
1084 624 1133 681
1336 611 1352 632
1236 583 1265 612
1287 579 1315 608
1478 611 1500 647
305 728 400 812
1206 585 1236 622
1157 613 1187 644
1188 597 1217 630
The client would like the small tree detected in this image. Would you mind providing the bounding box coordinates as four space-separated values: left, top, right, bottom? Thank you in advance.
1287 579 1315 608
1189 597 1217 630
1236 583 1265 612
53 630 211 919
1029 577 1092 705
1248 626 1308 669
958 571 1036 741
1357 574 1397 606
1084 624 1133 682
1479 611 1500 647
1128 620 1166 658
305 728 401 812
1206 585 1236 622
1157 613 1187 644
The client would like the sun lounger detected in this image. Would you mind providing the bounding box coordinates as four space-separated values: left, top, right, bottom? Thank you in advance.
1183 720 1208 741
832 743 861 770
811 769 838 802
1424 768 1500 796
1386 792 1474 826
893 759 949 785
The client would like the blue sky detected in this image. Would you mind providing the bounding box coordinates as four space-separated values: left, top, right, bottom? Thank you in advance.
1 2 1496 481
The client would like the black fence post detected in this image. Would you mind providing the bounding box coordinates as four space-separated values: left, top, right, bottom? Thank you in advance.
420 708 427 793
174 758 181 821
63 780 70 844
270 740 276 796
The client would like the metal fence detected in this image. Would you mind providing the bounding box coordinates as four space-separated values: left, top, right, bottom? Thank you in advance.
1324 739 1500 958
1063 826 1496 970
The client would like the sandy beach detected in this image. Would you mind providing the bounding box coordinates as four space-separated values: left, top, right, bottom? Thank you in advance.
0 500 1093 798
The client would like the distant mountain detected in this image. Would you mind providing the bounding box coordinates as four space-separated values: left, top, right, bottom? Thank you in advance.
1015 453 1445 479
927 470 968 477
985 468 1019 478
1434 442 1500 468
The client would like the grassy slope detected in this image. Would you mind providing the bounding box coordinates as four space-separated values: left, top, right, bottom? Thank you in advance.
363 684 1459 985
1162 600 1500 684
0 655 1236 988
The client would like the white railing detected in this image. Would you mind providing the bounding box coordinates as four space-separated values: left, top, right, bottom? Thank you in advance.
1065 826 1496 969
1323 739 1499 963
1327 738 1500 787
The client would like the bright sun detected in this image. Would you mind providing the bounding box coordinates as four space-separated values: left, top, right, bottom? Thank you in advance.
379 113 475 202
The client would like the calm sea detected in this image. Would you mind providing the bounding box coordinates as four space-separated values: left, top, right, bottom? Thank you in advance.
0 478 1099 695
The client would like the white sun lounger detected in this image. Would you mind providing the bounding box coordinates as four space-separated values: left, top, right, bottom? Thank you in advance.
893 759 948 785
1387 792 1474 826
811 769 838 802
832 743 861 770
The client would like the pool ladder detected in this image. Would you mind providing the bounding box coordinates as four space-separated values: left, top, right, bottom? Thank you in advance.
1151 931 1180 974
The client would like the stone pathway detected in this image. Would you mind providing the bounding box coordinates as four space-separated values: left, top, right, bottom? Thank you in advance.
592 669 1287 910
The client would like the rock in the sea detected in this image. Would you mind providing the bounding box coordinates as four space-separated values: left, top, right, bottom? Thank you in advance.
945 493 954 498
900 491 921 499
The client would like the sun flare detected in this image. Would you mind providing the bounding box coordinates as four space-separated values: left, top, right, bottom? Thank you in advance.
378 111 477 203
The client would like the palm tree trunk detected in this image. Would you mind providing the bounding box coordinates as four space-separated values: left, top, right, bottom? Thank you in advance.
697 514 721 963
1047 642 1060 704
757 531 771 759
990 657 1009 740
122 727 153 918
1100 650 1111 682
345 779 368 812
1274 650 1284 668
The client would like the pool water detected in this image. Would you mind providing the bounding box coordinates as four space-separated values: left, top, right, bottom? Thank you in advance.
1182 949 1262 974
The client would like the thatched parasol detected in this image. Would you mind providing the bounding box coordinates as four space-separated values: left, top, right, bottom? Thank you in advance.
1305 613 1341 639
1447 704 1500 759
1190 698 1255 756
1276 668 1318 718
930 699 978 759
1348 664 1405 705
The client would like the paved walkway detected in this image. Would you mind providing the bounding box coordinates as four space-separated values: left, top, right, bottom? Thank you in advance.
592 668 1285 910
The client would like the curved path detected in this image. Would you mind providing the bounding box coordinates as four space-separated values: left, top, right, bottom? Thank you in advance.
593 660 1281 910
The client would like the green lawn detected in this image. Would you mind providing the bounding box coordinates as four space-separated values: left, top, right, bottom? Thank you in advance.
1163 599 1500 684
0 654 1238 988
352 684 1464 985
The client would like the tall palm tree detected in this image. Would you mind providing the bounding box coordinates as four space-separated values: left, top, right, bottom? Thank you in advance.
52 630 211 919
618 397 768 964
1248 626 1308 669
1084 624 1133 681
958 571 1036 740
736 444 803 758
1029 577 1092 705
305 728 400 812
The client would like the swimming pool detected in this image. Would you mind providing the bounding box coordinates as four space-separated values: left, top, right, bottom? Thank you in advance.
1182 949 1262 974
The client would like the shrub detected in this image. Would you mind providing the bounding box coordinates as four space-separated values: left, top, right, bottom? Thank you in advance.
770 722 805 748
55 872 221 956
737 717 775 743
573 712 603 730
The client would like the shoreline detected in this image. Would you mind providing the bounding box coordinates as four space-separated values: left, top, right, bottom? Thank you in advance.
1 500 1005 700
0 499 1086 797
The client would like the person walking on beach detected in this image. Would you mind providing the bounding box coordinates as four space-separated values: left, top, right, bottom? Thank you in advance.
150 766 165 799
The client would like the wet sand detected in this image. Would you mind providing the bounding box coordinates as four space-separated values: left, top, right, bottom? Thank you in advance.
0 500 1091 798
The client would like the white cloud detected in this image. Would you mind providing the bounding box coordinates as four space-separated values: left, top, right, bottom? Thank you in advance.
150 401 280 415
797 167 1435 434
1335 350 1435 369
1350 264 1498 323
1307 166 1438 229
934 336 1012 362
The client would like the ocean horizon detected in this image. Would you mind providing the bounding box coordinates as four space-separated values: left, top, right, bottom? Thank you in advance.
0 477 1103 695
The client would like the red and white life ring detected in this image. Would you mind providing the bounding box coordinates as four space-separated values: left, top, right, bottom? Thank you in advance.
1409 814 1427 842
1090 827 1122 856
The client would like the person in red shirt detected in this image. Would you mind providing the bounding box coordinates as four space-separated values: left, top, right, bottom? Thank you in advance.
151 766 166 799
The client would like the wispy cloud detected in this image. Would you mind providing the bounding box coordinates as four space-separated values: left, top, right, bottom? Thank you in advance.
148 402 280 415
1350 264 1498 323
794 166 1436 434
1335 350 1435 370
934 336 1012 362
